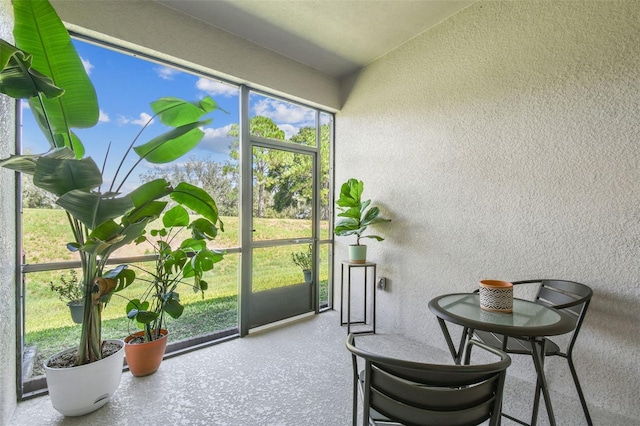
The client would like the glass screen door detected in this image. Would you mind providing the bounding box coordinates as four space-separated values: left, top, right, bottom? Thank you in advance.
245 143 317 330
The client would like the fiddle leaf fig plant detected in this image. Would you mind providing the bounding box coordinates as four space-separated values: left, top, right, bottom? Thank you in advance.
0 0 224 365
125 204 225 343
335 178 391 245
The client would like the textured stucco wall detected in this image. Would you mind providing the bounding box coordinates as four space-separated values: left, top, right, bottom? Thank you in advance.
50 0 341 112
0 0 17 423
336 0 640 420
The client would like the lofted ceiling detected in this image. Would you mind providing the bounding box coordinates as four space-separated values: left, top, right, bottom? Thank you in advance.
155 0 475 78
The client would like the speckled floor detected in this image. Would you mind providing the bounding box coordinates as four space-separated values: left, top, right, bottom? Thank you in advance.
9 311 634 426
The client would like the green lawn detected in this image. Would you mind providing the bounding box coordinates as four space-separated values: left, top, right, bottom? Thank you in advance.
22 208 331 379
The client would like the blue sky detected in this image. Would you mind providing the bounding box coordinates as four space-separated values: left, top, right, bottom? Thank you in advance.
21 38 321 193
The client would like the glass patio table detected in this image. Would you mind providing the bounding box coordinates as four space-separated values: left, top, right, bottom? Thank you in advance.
428 293 574 426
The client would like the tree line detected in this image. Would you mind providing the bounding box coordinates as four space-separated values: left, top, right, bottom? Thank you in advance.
24 116 331 220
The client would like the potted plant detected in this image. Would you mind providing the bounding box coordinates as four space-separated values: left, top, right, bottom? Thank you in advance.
49 270 84 324
334 178 391 263
291 244 313 282
0 0 223 416
121 205 225 377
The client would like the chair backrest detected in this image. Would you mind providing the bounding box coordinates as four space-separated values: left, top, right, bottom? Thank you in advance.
521 279 593 354
346 334 511 426
519 279 592 332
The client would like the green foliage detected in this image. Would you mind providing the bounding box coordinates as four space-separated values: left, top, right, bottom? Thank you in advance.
140 156 239 216
227 116 287 218
0 0 223 365
26 295 239 378
122 205 225 342
335 178 391 245
49 270 83 304
10 0 98 155
291 244 313 271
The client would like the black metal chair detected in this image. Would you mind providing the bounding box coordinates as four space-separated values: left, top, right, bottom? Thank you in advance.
346 333 511 426
473 279 593 425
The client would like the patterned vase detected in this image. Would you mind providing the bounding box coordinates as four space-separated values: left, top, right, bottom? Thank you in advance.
479 280 513 313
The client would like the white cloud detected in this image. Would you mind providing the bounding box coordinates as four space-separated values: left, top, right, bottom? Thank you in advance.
278 124 299 140
98 110 110 123
119 112 154 127
196 78 238 98
155 66 178 81
252 98 314 127
199 124 235 154
81 57 94 75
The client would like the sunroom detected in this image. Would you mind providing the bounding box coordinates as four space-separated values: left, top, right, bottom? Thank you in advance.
0 1 638 425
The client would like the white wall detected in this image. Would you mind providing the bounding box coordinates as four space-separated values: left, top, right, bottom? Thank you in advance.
336 0 640 420
0 0 17 423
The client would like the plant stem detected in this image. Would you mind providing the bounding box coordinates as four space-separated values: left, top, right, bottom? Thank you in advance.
109 113 158 193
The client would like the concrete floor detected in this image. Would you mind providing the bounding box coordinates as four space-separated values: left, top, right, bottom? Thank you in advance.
9 310 636 425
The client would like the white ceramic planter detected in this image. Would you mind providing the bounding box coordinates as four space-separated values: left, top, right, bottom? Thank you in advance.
348 245 367 263
44 339 125 417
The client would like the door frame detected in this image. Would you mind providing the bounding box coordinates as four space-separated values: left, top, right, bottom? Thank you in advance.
238 86 322 335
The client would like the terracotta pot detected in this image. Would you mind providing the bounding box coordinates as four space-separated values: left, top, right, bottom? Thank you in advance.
479 280 513 313
124 329 168 377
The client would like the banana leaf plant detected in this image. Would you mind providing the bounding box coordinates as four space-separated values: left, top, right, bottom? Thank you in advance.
334 178 391 245
124 205 225 343
0 0 224 365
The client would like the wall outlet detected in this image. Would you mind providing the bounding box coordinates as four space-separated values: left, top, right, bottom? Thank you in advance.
377 277 387 290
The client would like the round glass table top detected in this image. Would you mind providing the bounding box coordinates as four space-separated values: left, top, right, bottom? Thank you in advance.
428 293 573 337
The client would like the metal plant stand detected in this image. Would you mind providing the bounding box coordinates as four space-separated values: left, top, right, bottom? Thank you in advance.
340 261 377 334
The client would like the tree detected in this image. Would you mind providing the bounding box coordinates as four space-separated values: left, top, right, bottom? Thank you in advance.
139 156 238 216
227 116 285 217
284 124 332 220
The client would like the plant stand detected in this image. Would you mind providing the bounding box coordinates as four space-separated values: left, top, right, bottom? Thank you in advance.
340 261 377 334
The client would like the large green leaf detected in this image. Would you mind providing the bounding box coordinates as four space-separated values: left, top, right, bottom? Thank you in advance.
0 154 38 175
0 39 64 99
151 96 219 127
80 220 124 255
57 190 134 229
337 179 363 208
103 266 135 293
125 200 167 225
163 294 184 319
337 206 361 220
133 120 210 164
189 218 219 240
33 157 102 196
192 249 224 272
13 0 99 152
128 179 173 207
335 218 365 237
101 218 152 259
30 102 87 156
123 179 172 224
180 238 207 251
163 205 190 228
0 147 76 175
170 182 220 225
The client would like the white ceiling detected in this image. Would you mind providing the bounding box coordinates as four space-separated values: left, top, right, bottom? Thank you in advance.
156 0 475 78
